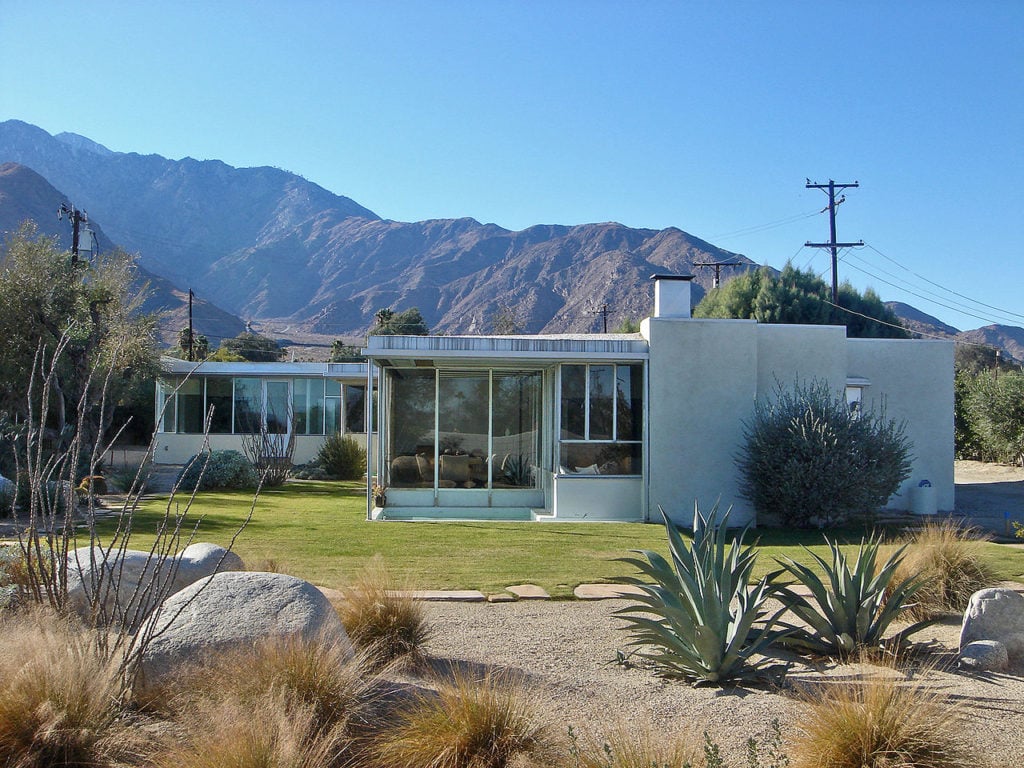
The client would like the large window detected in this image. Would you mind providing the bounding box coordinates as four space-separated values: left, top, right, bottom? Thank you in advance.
385 368 542 490
559 363 643 475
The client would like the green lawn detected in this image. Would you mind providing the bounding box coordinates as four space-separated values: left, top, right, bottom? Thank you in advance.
94 480 1024 599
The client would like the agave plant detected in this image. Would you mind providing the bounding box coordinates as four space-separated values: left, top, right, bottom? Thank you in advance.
615 503 788 685
769 536 935 658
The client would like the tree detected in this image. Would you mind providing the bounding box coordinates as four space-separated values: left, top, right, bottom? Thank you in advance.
330 339 364 362
218 331 284 362
165 327 210 361
370 307 430 336
0 223 157 449
694 264 909 339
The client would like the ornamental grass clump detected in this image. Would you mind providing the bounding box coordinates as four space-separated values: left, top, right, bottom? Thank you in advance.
616 504 788 685
373 669 552 768
336 556 431 668
0 608 141 768
564 724 701 768
895 519 997 620
770 536 935 658
788 661 973 768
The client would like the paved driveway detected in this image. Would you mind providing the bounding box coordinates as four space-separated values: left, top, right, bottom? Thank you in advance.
955 460 1024 539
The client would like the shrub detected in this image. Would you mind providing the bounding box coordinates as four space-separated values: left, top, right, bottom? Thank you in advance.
564 724 701 768
315 433 366 480
770 536 934 658
0 608 138 767
789 662 972 768
176 449 258 491
961 369 1024 465
336 556 431 668
373 669 551 768
616 504 787 685
738 378 912 528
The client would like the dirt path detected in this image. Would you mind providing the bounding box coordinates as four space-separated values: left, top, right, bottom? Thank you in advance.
955 460 1024 538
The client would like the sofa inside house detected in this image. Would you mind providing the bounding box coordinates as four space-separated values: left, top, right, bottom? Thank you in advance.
389 451 534 488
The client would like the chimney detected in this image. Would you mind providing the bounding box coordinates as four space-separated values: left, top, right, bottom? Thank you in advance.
651 274 694 319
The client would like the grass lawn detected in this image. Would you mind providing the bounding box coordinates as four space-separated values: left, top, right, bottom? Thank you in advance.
97 480 1024 599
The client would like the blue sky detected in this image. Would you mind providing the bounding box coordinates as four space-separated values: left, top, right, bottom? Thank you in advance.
2 1 1022 332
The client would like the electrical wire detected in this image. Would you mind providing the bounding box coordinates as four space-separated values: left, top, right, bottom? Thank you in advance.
709 209 823 240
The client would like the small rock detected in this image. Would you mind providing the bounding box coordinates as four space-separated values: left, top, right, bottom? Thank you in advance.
959 640 1009 672
487 593 517 603
960 588 1024 659
138 571 351 681
506 584 550 600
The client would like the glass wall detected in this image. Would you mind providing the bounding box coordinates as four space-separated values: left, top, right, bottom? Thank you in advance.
559 363 643 475
385 368 542 490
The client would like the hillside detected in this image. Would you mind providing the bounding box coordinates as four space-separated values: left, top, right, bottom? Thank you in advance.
0 162 244 344
0 120 751 336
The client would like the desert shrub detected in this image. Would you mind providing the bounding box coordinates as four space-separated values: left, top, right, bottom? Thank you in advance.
895 520 998 620
373 669 551 768
738 379 912 528
771 536 934 658
152 692 350 768
315 433 366 480
336 556 431 668
789 663 972 768
0 546 31 611
0 608 139 767
106 463 150 494
616 504 787 685
176 449 258 491
960 369 1024 465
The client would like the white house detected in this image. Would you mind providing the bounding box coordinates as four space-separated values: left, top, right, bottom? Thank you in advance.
363 275 954 525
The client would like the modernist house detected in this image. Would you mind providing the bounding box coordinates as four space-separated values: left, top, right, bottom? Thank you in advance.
154 359 375 465
363 275 954 525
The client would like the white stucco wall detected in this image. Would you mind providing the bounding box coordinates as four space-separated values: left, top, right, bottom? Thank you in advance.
846 338 955 512
754 324 847 396
644 318 760 527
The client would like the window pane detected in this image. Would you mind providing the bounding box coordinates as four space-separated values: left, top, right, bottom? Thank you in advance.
387 370 436 487
589 365 614 440
158 379 176 433
293 379 309 434
560 365 586 439
344 384 365 433
438 372 489 487
325 397 341 435
492 372 541 488
325 379 341 397
616 364 643 441
234 378 262 433
176 378 204 434
559 443 641 475
207 378 232 434
265 381 290 434
307 380 325 435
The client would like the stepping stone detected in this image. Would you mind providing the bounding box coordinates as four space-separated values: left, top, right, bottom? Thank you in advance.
487 593 517 603
400 589 486 602
506 584 550 600
574 583 647 600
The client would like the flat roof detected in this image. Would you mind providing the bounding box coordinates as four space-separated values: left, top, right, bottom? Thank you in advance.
160 357 371 378
362 334 650 363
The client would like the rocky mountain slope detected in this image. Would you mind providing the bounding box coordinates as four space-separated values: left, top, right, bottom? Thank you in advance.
0 162 244 343
0 120 750 336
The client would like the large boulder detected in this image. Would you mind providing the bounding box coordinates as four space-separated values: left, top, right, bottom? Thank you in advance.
66 542 244 628
959 587 1024 660
137 571 351 681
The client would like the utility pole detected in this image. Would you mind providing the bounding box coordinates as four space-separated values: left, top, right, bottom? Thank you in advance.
804 179 863 304
693 261 743 289
593 303 610 333
57 202 89 264
188 289 195 362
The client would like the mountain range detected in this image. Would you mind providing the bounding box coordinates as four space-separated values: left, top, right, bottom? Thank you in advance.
1 119 1021 362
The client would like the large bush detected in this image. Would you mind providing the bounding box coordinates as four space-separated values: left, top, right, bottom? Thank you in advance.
958 369 1024 466
738 379 912 527
315 434 366 480
176 450 258 491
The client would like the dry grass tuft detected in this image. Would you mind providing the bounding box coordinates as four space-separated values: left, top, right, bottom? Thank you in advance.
373 669 552 768
565 724 701 768
789 661 973 768
151 692 351 768
0 607 138 767
164 632 375 737
896 519 997 620
335 556 431 668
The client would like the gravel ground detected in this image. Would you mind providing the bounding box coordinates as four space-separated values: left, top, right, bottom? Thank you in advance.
414 596 1024 767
